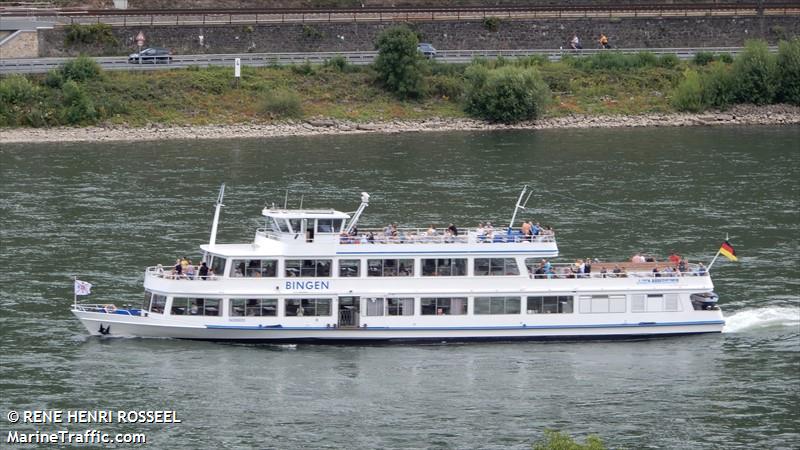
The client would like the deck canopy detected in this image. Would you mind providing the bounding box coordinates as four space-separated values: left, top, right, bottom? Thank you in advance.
262 208 351 236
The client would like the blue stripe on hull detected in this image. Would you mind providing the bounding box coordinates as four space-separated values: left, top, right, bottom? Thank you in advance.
183 331 720 345
205 320 725 331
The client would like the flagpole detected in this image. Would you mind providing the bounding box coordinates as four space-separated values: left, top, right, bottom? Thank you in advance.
73 275 77 308
707 248 722 272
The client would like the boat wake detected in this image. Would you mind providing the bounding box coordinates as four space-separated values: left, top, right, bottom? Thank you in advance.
722 306 800 333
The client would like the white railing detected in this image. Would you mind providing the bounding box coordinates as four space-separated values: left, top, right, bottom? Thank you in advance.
145 265 219 280
339 227 556 245
73 303 142 315
526 262 709 279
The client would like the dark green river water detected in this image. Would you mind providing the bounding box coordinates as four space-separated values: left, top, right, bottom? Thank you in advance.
1 126 798 449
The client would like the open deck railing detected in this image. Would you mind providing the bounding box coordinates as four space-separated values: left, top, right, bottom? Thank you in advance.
341 227 556 245
527 262 709 279
73 304 143 315
145 265 220 280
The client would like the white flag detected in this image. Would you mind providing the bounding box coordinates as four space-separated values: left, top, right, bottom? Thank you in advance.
74 280 92 296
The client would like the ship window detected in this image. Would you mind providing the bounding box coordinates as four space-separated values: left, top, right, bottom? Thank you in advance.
365 298 384 316
209 256 226 278
387 298 414 316
421 297 467 315
339 259 360 277
578 295 624 313
285 298 332 316
367 259 413 277
289 219 302 234
664 294 680 311
631 294 645 312
230 259 277 278
170 297 220 316
526 296 573 314
474 296 521 315
270 219 282 233
647 294 664 312
278 220 290 233
421 258 467 276
285 259 332 277
332 219 344 233
474 258 520 276
150 294 166 314
143 290 152 311
230 298 277 317
317 219 334 233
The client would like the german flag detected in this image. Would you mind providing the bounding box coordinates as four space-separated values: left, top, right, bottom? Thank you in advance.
719 241 738 261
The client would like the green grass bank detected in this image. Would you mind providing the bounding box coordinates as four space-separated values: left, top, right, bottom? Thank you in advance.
1 38 798 129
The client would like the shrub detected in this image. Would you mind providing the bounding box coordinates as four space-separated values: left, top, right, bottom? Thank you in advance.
671 69 706 112
64 23 117 46
0 75 39 105
323 55 350 72
428 74 464 100
657 53 680 68
44 69 64 88
290 60 316 76
732 39 778 104
61 80 97 124
258 88 303 119
464 64 551 123
635 51 658 67
532 430 606 450
302 24 323 39
60 55 103 82
693 51 715 66
717 53 734 64
373 26 425 98
776 38 800 105
483 16 501 32
702 63 736 109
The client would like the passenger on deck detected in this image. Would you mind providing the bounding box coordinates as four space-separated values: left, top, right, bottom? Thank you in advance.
668 251 681 265
198 262 209 280
181 256 189 273
600 266 608 278
584 258 592 276
485 222 494 240
427 225 437 236
367 232 375 243
694 263 707 276
156 264 164 276
532 222 541 236
172 259 183 279
631 253 646 263
612 265 622 277
663 266 675 277
521 221 532 240
186 260 196 280
359 233 368 244
447 223 458 237
678 258 688 274
652 267 661 277
476 223 486 241
384 224 393 240
349 226 358 237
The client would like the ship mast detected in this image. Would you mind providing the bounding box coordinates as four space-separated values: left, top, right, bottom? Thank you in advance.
509 185 532 229
209 183 225 247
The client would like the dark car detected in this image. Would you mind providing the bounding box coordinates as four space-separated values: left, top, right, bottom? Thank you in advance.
417 43 437 59
128 47 172 64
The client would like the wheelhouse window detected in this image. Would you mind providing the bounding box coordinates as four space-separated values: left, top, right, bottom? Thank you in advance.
288 219 302 234
474 258 520 276
285 298 332 316
170 297 220 316
387 298 414 316
150 294 166 314
316 219 344 233
365 298 384 316
421 258 467 276
475 296 521 315
210 257 226 278
230 259 277 278
367 259 413 277
230 298 277 317
143 290 153 311
421 297 467 315
285 259 332 277
527 296 574 314
339 259 360 277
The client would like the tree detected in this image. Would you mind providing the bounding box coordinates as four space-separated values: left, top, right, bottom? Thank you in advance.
374 26 425 99
464 64 551 123
732 40 778 105
776 38 800 105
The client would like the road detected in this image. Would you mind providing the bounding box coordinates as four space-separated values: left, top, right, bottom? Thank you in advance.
0 47 768 75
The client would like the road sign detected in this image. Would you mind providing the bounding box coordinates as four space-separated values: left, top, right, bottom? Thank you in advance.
234 58 241 78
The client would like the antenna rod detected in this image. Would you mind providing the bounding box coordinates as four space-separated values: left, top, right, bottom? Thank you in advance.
284 189 289 209
509 185 529 229
209 183 225 247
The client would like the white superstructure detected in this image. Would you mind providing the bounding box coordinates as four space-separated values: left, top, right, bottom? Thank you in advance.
72 188 724 343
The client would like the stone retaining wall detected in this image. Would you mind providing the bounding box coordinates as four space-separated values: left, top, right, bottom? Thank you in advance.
1 30 39 59
39 16 799 57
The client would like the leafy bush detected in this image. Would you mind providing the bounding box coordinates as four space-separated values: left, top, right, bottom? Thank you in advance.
0 75 39 105
483 16 501 32
657 53 680 68
44 69 64 88
60 55 103 82
671 69 706 112
732 39 778 104
291 60 316 76
373 26 425 99
565 51 662 72
693 51 715 66
532 430 606 450
464 64 551 123
717 53 734 64
258 88 303 119
64 23 118 46
776 38 800 105
428 74 464 100
702 63 735 109
60 80 97 124
635 51 658 67
323 55 350 72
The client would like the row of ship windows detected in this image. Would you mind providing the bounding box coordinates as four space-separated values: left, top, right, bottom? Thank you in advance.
143 292 681 317
223 257 520 278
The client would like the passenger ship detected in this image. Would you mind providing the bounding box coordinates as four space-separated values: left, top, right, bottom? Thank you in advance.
72 186 725 343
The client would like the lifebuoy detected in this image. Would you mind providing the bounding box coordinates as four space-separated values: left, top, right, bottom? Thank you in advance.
104 304 117 313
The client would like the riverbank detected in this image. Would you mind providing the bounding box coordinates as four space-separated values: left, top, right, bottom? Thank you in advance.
2 104 798 143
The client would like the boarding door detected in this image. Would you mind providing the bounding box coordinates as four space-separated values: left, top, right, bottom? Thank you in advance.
338 296 360 328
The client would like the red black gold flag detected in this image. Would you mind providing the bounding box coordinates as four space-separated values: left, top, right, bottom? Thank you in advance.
719 241 737 261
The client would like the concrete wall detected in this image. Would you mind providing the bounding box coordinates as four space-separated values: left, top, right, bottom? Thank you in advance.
39 16 800 57
1 30 39 59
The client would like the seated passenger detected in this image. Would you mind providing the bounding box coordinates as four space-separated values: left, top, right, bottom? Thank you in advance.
668 251 681 265
600 266 608 278
652 267 661 277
